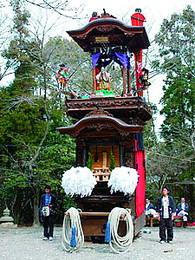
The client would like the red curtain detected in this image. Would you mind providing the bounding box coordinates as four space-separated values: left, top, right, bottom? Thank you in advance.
134 140 146 217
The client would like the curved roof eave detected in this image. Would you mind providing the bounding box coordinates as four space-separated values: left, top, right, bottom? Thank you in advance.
67 18 146 37
56 115 143 135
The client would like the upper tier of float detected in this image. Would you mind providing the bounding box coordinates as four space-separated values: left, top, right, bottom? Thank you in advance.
67 11 150 53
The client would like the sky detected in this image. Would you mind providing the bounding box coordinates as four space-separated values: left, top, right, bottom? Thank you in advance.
64 0 195 33
1 0 195 132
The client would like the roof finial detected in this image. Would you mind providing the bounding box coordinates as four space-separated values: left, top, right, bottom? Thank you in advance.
135 8 142 13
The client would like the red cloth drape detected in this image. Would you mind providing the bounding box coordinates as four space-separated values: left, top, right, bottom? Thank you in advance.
134 140 146 217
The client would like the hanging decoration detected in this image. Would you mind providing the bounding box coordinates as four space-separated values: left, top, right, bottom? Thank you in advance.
61 167 97 197
108 166 139 195
92 52 130 69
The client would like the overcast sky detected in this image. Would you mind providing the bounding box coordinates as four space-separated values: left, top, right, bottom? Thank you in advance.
66 0 195 34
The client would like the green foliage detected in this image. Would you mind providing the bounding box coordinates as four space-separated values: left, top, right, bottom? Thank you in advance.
153 6 195 141
2 1 38 95
0 76 76 225
153 5 195 156
145 6 195 203
143 120 158 149
109 152 115 171
44 37 92 96
86 151 93 170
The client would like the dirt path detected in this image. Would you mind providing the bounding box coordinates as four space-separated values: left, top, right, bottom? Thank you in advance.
0 226 194 260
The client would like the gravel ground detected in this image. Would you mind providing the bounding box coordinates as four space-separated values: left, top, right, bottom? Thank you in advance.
0 225 194 260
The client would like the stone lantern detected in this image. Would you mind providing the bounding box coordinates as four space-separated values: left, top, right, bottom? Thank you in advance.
0 207 14 226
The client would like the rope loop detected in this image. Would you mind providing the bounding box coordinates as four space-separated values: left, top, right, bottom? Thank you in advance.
108 207 134 253
61 207 84 252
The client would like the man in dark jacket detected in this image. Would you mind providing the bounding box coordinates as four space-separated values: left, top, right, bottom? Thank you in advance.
40 185 57 241
157 187 175 244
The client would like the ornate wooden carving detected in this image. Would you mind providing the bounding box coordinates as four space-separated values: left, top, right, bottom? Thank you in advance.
66 97 149 110
65 97 152 125
95 25 116 32
85 107 113 118
128 117 145 125
124 152 134 168
86 122 112 132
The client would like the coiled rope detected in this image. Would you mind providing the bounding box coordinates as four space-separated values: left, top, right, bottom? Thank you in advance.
106 207 134 254
61 207 84 252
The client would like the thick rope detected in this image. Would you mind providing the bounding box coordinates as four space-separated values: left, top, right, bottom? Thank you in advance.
108 207 134 253
61 207 84 252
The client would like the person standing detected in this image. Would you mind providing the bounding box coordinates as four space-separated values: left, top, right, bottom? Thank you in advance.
176 197 189 227
157 187 175 244
40 185 57 241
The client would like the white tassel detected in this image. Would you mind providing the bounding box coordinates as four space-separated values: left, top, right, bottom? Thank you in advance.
108 167 139 195
61 167 97 197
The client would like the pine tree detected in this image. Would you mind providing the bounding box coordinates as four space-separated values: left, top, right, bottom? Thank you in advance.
3 0 38 95
154 5 195 142
87 152 93 170
109 152 115 171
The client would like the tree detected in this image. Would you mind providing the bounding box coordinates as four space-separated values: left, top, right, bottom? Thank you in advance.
6 1 38 91
155 5 195 177
44 36 92 98
0 88 76 224
109 152 115 171
24 0 85 19
146 6 195 213
0 1 77 225
153 5 195 140
86 152 93 170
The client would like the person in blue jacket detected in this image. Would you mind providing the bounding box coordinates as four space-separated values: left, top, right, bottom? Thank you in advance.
157 187 176 244
176 197 189 227
40 185 57 241
145 198 158 217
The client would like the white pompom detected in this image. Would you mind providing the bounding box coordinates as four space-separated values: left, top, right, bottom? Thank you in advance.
61 167 97 197
108 166 139 195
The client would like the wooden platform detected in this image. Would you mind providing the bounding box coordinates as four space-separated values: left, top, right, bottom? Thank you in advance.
79 212 110 237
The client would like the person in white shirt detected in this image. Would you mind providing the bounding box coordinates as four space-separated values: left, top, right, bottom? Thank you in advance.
157 187 176 244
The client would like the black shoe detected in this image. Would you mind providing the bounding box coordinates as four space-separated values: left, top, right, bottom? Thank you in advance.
183 221 187 228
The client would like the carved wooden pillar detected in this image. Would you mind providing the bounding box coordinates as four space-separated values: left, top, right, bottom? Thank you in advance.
122 67 127 95
102 151 107 169
127 68 131 94
134 50 143 97
83 143 87 166
93 68 96 91
119 144 124 166
76 140 87 166
76 143 83 166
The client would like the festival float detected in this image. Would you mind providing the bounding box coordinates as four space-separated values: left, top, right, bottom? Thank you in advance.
57 9 152 253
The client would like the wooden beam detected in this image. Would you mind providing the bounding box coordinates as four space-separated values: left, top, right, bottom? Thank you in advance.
93 68 96 91
122 67 127 95
127 68 131 93
79 212 109 217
